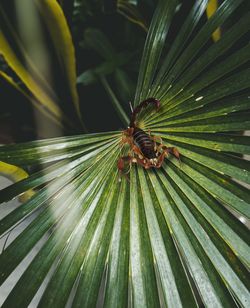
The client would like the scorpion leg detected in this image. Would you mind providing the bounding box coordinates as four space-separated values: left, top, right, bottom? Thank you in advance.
157 145 181 166
131 145 144 159
167 146 180 161
135 157 152 169
117 156 134 182
155 150 168 168
148 131 163 151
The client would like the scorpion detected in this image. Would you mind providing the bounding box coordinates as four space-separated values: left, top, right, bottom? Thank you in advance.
118 98 180 179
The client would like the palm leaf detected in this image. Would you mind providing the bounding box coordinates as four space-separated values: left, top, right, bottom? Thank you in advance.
0 0 249 307
117 0 148 32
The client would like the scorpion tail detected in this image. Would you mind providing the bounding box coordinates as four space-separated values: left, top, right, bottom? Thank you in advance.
129 98 160 128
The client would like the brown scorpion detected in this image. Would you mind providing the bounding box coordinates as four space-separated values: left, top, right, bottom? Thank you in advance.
117 98 180 179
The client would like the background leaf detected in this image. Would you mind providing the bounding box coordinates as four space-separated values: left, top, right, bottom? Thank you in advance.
0 0 81 130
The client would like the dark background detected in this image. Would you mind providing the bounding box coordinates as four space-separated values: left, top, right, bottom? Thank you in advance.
0 0 248 143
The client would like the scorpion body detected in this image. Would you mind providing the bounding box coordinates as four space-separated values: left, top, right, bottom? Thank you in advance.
133 128 156 159
118 98 180 178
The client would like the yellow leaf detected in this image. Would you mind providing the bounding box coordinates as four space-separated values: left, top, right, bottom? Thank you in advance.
0 161 35 203
0 30 63 122
117 0 148 32
0 0 81 128
36 0 81 121
0 71 63 128
206 0 222 42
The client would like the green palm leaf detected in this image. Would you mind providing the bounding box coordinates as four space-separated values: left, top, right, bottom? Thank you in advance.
0 0 249 307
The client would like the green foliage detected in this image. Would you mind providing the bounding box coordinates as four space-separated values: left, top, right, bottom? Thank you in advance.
0 0 250 307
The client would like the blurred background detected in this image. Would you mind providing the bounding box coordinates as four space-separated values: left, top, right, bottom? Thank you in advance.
0 0 154 142
2 0 238 142
1 0 248 144
0 0 248 144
